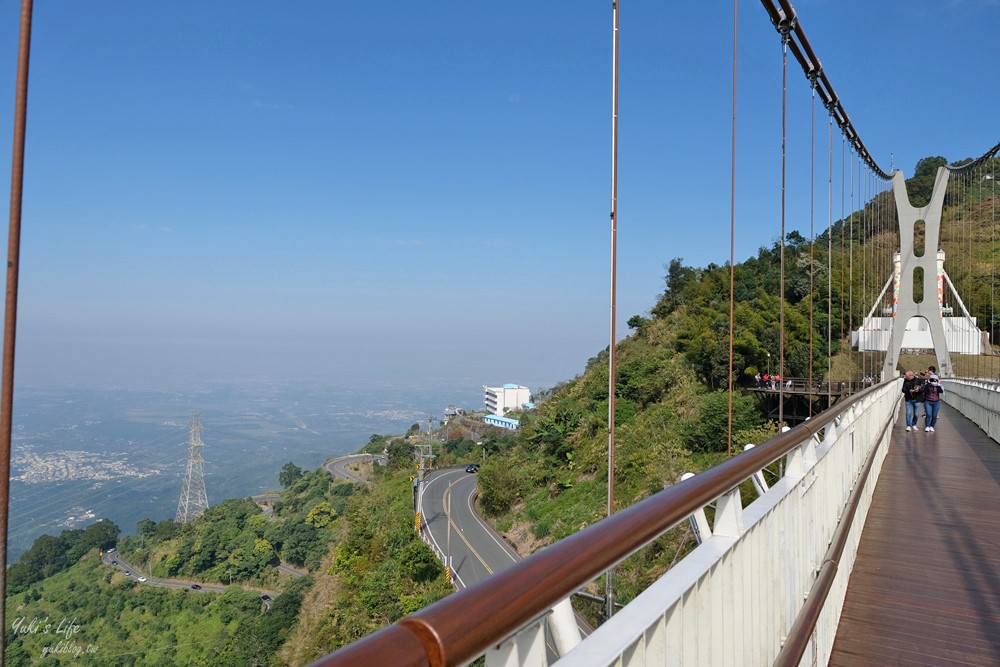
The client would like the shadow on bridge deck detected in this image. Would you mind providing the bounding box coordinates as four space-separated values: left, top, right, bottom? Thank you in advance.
831 402 1000 666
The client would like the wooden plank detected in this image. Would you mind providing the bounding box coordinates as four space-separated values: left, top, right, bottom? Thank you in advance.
830 402 1000 665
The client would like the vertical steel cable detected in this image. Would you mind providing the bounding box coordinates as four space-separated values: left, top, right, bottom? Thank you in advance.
964 168 968 372
2 1 34 657
955 168 961 372
605 0 620 622
960 168 966 373
867 164 872 378
878 172 884 377
727 0 738 457
972 167 978 375
992 160 996 371
840 136 845 359
779 23 789 423
970 166 985 378
966 166 971 376
861 161 868 381
808 77 816 414
827 109 833 404
849 149 855 388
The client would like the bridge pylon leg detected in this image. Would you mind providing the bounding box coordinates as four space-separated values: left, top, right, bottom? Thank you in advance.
882 167 954 379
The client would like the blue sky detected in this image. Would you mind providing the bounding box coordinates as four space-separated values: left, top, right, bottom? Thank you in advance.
0 1 997 393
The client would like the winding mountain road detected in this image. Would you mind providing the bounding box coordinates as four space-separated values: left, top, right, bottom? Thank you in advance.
418 465 591 657
324 453 384 485
418 467 520 589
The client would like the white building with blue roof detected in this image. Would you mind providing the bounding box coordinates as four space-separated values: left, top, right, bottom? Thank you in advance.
484 414 521 430
483 384 531 416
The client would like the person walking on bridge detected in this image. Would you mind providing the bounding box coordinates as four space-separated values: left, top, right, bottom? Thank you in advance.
902 370 924 431
923 374 945 432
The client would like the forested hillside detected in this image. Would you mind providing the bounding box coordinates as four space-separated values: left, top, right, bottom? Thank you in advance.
4 451 450 666
476 155 999 610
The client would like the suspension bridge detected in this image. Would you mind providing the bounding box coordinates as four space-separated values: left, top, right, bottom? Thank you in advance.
2 0 999 666
297 1 1000 665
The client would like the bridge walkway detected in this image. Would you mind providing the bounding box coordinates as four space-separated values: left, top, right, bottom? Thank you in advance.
830 402 1000 666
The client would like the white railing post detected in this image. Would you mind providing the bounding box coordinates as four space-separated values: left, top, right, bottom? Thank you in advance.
743 444 770 495
486 619 548 667
548 599 582 656
680 472 712 545
712 487 745 538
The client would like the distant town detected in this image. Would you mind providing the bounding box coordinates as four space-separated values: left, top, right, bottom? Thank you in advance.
11 445 160 485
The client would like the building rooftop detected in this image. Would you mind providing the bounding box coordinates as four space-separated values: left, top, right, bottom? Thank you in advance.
484 415 520 426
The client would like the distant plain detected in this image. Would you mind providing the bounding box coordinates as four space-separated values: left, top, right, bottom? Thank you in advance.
7 378 482 560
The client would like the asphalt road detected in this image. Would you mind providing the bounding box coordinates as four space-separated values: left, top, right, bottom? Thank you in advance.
323 453 384 485
419 467 520 589
100 550 278 604
92 454 378 608
101 551 226 593
419 466 591 659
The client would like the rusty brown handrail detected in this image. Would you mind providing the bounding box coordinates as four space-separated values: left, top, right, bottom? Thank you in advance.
309 383 890 667
772 389 897 666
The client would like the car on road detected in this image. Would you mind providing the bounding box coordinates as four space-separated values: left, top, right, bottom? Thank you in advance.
111 560 118 565
190 584 202 590
260 595 272 601
123 571 131 576
465 463 480 473
137 576 147 582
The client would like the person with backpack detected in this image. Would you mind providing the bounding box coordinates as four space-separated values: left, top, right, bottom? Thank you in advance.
923 374 945 432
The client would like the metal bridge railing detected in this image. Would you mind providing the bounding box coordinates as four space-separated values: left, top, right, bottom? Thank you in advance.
941 378 1000 441
309 380 902 667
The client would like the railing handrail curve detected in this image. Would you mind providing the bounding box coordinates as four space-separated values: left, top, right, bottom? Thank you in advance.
309 383 886 667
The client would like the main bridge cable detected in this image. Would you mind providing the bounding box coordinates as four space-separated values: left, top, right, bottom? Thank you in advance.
760 0 893 181
945 140 1000 175
762 0 896 408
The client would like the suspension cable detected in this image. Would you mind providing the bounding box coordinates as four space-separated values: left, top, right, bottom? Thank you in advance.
2 0 35 654
840 134 845 363
760 0 891 178
727 0 739 457
827 103 834 404
849 147 855 388
808 73 816 415
604 0 620 622
778 17 790 424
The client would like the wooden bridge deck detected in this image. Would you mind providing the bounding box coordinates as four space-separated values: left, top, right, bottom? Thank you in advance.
830 402 1000 666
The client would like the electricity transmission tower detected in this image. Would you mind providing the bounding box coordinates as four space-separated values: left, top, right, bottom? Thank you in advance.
176 410 209 523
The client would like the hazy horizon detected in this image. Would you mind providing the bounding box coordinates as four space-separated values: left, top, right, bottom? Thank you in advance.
2 1 996 394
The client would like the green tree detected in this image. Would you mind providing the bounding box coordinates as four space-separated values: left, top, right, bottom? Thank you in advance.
682 390 764 453
136 518 157 537
279 462 304 488
906 156 947 207
305 501 338 528
478 464 526 515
